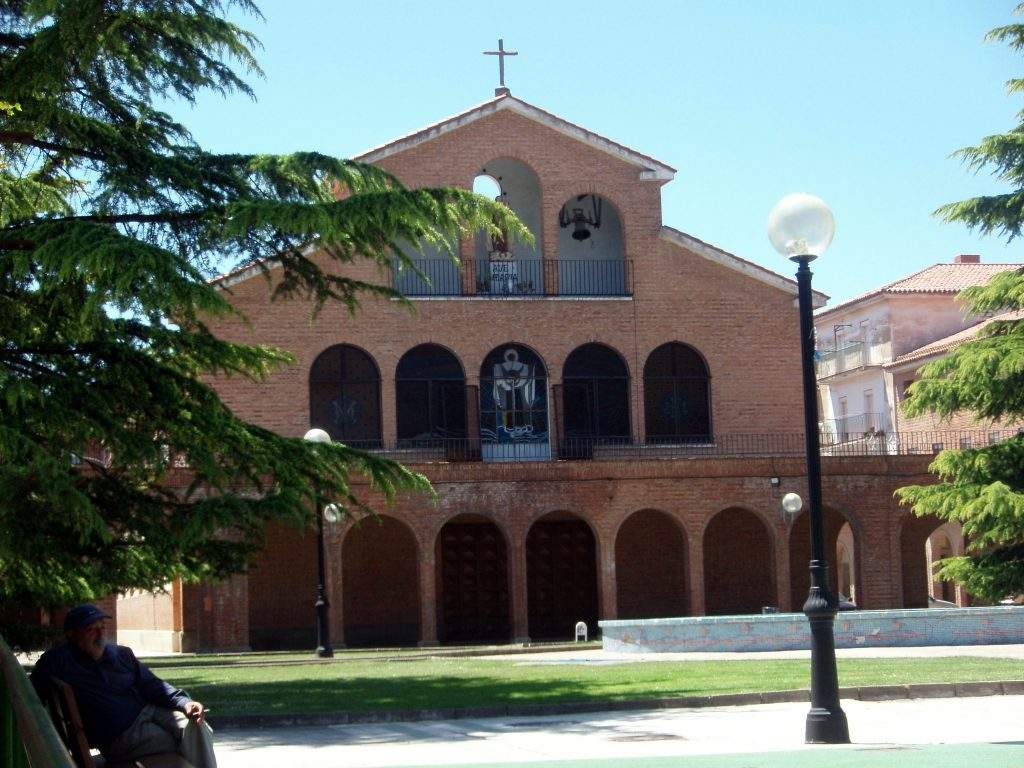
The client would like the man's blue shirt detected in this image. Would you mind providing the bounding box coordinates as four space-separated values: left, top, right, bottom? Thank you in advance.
31 642 191 753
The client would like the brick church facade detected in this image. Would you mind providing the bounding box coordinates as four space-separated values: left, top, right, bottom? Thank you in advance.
115 93 971 652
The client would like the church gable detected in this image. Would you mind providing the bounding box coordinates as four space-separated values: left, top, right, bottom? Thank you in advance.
356 94 675 181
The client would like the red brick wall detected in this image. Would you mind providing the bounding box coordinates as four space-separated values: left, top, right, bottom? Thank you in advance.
208 109 805 446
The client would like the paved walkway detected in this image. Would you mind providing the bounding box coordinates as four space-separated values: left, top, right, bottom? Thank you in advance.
216 695 1024 768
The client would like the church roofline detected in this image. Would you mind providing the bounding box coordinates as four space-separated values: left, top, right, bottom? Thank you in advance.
354 94 677 181
659 227 829 308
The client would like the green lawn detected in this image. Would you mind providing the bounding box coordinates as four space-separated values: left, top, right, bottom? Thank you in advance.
149 655 1024 716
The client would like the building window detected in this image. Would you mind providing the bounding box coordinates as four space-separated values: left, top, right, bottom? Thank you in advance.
309 345 382 447
396 344 466 444
562 343 631 443
643 342 711 442
480 344 549 460
863 390 875 431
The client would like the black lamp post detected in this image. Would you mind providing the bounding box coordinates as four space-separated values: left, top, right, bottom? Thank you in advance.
768 193 850 744
303 427 337 659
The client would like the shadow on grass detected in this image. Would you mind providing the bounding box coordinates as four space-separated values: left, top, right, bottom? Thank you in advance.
196 673 707 719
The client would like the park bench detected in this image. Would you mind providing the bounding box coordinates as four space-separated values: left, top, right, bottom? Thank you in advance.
45 676 193 768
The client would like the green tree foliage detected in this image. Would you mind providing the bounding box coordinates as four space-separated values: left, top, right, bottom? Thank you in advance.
896 8 1024 603
0 0 526 611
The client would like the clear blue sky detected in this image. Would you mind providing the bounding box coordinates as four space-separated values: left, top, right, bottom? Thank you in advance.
171 0 1024 304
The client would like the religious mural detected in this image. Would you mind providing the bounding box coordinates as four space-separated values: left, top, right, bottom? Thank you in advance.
479 345 549 458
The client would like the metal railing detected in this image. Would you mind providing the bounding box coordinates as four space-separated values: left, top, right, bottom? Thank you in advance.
816 340 892 378
392 258 462 296
474 257 546 296
475 258 631 297
820 412 891 443
330 430 1020 463
389 258 633 297
1 635 75 768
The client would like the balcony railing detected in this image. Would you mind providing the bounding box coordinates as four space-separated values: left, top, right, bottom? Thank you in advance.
392 258 462 296
330 429 1020 463
816 340 892 378
390 258 633 297
820 412 891 443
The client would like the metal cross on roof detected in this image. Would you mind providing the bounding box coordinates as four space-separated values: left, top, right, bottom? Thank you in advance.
483 38 518 93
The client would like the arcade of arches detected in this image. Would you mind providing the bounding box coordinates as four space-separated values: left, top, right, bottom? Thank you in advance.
241 483 971 649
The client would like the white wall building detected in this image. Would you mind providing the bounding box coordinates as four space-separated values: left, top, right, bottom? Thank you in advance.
813 255 1023 448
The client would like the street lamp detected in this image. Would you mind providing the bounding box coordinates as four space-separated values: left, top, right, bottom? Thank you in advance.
767 193 850 744
303 427 336 658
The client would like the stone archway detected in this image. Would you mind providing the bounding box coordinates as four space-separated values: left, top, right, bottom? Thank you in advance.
789 507 859 609
526 512 599 640
342 516 420 647
436 514 511 643
615 510 688 619
704 508 776 615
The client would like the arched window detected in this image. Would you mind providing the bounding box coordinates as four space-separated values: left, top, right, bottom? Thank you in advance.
309 345 381 447
479 344 549 460
396 344 466 443
473 159 543 296
557 193 625 295
562 343 630 441
643 342 710 442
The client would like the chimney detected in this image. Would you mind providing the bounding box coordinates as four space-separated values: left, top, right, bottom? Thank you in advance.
954 254 981 264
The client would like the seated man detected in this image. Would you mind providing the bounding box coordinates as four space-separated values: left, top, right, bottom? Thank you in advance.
30 604 216 768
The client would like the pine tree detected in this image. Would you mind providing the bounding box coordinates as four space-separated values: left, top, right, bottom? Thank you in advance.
895 8 1024 603
0 0 526 611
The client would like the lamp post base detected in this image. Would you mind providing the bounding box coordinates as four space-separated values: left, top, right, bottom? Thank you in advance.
804 572 850 744
806 706 850 744
316 645 334 659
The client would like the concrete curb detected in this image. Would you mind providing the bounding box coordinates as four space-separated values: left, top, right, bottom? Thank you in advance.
211 679 1024 730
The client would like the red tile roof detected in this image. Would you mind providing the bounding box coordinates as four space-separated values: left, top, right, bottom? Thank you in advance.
886 309 1024 368
816 262 1023 318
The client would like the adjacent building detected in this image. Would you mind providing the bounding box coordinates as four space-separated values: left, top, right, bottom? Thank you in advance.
814 255 1023 450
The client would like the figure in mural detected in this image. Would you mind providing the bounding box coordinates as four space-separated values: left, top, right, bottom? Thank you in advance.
329 394 363 431
492 348 537 440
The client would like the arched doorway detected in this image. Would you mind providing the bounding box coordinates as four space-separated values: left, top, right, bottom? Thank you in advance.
556 193 625 295
247 522 317 649
309 344 382 447
436 515 511 643
902 516 964 607
526 512 599 640
928 530 957 603
837 522 856 604
704 508 775 615
615 510 688 619
789 507 859 609
480 343 549 461
396 344 466 445
342 516 419 647
643 342 711 443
